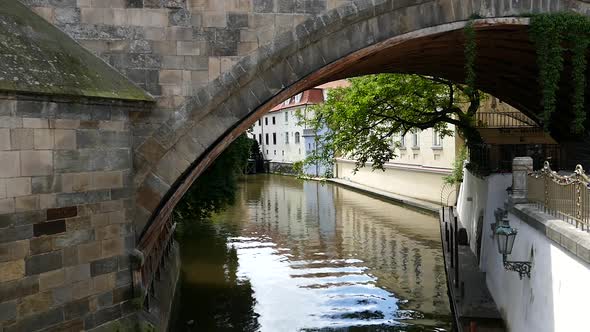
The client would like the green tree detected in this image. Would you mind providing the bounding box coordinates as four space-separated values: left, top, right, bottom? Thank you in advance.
300 73 482 172
174 134 253 224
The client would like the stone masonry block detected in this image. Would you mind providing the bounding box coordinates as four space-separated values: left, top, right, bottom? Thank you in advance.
101 238 125 257
54 129 76 150
0 151 21 177
17 291 53 318
90 256 119 277
0 128 10 150
78 241 103 263
6 177 32 197
30 237 53 255
21 150 53 176
33 129 54 150
4 307 64 332
0 240 29 263
65 264 91 283
0 225 33 244
15 195 40 212
64 298 90 321
0 300 17 322
23 118 49 129
25 251 62 275
0 259 25 283
10 129 34 150
54 229 94 248
39 269 66 291
33 219 67 237
92 171 123 189
0 276 39 303
92 273 116 294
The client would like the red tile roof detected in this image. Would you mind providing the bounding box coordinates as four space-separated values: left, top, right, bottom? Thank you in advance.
269 80 350 113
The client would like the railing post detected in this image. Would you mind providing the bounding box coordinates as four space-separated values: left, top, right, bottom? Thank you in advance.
512 157 533 204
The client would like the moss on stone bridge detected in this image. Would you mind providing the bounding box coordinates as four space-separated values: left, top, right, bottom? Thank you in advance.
0 0 153 102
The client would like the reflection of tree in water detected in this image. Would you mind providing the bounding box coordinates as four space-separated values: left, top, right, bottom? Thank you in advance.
172 221 260 332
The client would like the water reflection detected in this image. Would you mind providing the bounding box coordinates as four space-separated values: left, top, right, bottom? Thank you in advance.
173 175 451 331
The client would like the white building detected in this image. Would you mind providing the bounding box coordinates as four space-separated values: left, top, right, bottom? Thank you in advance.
251 81 349 175
334 126 457 204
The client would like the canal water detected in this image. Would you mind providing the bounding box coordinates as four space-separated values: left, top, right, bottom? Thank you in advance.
171 175 451 331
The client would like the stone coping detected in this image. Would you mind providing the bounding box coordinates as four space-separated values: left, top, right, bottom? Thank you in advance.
0 1 153 102
328 178 440 214
511 203 590 264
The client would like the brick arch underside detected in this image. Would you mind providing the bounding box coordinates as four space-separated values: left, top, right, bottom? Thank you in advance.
134 0 590 244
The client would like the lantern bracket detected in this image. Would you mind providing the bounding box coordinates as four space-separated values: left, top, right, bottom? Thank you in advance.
502 255 532 279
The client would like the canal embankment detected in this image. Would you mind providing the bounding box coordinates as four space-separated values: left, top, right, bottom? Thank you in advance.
327 178 441 214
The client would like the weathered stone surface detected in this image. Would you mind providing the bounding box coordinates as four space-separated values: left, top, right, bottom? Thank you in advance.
17 291 53 318
90 256 119 277
33 220 66 237
0 259 25 283
47 206 78 221
0 276 39 302
25 251 63 275
54 229 94 248
0 225 33 244
3 307 64 332
0 300 17 322
39 269 65 291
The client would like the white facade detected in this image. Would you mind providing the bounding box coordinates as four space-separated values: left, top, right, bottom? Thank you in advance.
335 127 456 203
457 169 590 332
250 101 309 163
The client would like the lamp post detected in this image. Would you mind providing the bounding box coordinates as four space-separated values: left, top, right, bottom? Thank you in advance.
494 221 532 279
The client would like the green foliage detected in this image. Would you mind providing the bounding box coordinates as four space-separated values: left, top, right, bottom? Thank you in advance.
529 12 590 133
299 74 481 172
444 147 468 185
174 134 253 227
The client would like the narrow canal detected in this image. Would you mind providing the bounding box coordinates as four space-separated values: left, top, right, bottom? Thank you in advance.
171 175 452 331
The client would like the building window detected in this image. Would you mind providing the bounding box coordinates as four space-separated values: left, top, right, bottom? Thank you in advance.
266 150 268 155
282 150 285 156
411 132 419 148
274 150 276 155
294 93 303 103
272 133 276 144
258 134 262 144
258 119 261 126
399 134 405 148
285 132 289 144
285 112 288 122
308 143 312 150
265 133 269 145
265 117 268 125
295 132 300 143
433 130 442 147
284 99 290 106
272 116 276 125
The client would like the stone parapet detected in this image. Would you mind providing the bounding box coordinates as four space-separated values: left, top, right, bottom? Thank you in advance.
511 204 590 264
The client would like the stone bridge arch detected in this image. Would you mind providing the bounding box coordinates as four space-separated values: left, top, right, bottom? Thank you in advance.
133 0 590 243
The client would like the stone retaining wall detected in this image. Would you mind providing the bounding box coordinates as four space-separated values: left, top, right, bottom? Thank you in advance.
0 95 144 331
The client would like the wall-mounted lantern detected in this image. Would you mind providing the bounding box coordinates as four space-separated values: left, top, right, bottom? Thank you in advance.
494 220 532 279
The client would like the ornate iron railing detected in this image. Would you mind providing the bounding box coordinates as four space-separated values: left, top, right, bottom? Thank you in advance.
527 161 590 231
132 214 176 309
475 112 538 128
469 143 562 173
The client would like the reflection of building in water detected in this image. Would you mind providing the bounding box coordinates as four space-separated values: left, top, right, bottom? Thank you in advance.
334 186 449 315
229 175 449 317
